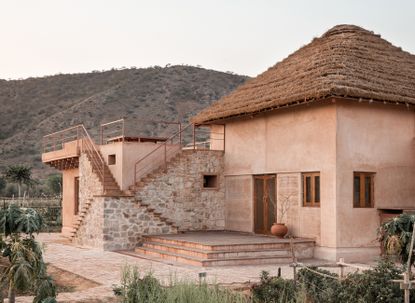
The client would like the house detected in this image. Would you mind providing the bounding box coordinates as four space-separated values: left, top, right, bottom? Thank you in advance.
42 24 415 264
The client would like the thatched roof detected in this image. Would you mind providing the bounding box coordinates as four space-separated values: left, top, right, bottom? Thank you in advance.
193 24 415 124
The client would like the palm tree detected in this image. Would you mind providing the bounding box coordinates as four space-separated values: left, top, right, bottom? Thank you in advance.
0 204 57 303
3 165 33 198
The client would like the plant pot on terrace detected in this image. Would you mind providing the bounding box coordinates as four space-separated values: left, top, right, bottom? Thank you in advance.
270 193 293 238
270 223 288 238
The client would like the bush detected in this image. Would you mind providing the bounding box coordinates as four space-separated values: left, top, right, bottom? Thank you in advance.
252 259 411 303
378 213 415 267
113 265 249 303
252 271 296 303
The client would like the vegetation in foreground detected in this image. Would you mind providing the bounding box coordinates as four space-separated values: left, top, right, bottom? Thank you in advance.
113 265 249 303
113 259 412 303
252 259 411 303
0 204 57 303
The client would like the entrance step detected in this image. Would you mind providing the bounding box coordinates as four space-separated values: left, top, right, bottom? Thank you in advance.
131 232 315 267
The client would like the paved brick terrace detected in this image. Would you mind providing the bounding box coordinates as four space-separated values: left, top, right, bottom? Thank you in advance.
11 233 368 302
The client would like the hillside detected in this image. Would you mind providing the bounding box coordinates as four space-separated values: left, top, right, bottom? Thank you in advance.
0 66 248 178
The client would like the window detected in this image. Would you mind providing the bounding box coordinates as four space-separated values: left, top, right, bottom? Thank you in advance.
302 172 320 207
353 172 374 208
108 154 116 165
203 174 218 189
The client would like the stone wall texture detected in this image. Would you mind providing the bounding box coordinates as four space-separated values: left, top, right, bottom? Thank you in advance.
135 150 225 231
78 153 103 210
102 196 177 250
74 150 224 250
74 198 104 248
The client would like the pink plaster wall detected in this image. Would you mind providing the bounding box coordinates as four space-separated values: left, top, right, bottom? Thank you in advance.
61 168 79 236
223 103 337 246
336 100 415 248
99 142 181 190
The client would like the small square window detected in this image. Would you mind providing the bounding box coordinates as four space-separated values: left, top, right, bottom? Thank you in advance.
302 172 320 207
203 175 218 188
353 172 375 208
108 154 116 165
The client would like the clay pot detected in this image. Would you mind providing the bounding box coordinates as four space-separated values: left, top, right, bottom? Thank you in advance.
270 223 288 238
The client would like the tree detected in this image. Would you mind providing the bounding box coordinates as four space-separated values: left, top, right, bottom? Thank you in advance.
46 174 62 196
0 178 5 196
0 205 57 302
3 166 33 198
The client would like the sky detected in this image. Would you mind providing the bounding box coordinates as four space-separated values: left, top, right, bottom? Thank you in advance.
1 0 414 79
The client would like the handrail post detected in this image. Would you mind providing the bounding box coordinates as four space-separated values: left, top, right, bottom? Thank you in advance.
76 126 79 153
164 144 167 172
134 163 137 185
100 124 103 145
122 119 125 142
192 124 196 150
179 123 182 146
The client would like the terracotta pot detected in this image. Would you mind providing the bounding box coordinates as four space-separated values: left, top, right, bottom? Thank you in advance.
270 223 288 238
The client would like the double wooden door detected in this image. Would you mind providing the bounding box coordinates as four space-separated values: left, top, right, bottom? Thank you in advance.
254 175 276 234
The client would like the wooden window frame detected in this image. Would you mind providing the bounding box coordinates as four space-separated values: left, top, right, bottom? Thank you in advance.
353 172 375 208
302 172 320 207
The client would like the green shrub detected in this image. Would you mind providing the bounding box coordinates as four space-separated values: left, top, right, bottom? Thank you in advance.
252 271 296 303
252 259 411 303
378 213 415 267
113 265 249 303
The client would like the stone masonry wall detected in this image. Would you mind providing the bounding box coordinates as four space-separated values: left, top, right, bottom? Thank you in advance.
78 154 103 210
135 150 225 231
102 196 177 250
73 197 105 248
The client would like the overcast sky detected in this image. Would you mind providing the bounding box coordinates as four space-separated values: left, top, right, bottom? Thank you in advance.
1 0 414 79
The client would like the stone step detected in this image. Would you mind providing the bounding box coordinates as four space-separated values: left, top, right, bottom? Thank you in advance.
142 241 293 259
134 246 293 267
143 235 313 252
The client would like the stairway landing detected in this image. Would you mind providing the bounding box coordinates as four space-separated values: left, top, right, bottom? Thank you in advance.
128 231 315 267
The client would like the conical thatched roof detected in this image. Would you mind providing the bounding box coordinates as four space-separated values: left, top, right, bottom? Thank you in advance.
193 24 415 124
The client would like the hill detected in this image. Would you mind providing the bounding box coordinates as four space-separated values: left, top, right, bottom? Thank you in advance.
0 66 248 178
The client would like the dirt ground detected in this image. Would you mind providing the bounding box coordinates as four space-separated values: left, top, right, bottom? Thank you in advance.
47 264 101 292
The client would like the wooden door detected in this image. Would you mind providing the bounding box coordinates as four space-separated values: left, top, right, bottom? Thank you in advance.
74 177 79 215
254 175 276 234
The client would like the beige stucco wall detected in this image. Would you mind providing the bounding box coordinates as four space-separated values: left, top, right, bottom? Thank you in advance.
277 173 321 244
42 140 80 163
221 99 414 261
336 101 415 250
61 168 79 236
223 103 337 247
210 125 225 150
99 142 180 190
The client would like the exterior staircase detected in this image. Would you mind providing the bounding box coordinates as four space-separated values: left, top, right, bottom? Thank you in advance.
129 151 183 192
132 232 315 267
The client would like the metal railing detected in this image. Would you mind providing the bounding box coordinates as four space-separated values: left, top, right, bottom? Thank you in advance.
133 124 225 184
100 118 125 145
42 125 81 153
43 125 107 191
99 118 182 145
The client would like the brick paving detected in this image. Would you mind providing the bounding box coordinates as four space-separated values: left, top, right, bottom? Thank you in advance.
12 233 368 302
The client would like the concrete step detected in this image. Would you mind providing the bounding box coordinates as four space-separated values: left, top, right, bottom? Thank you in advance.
142 241 293 259
142 235 313 252
134 246 293 267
